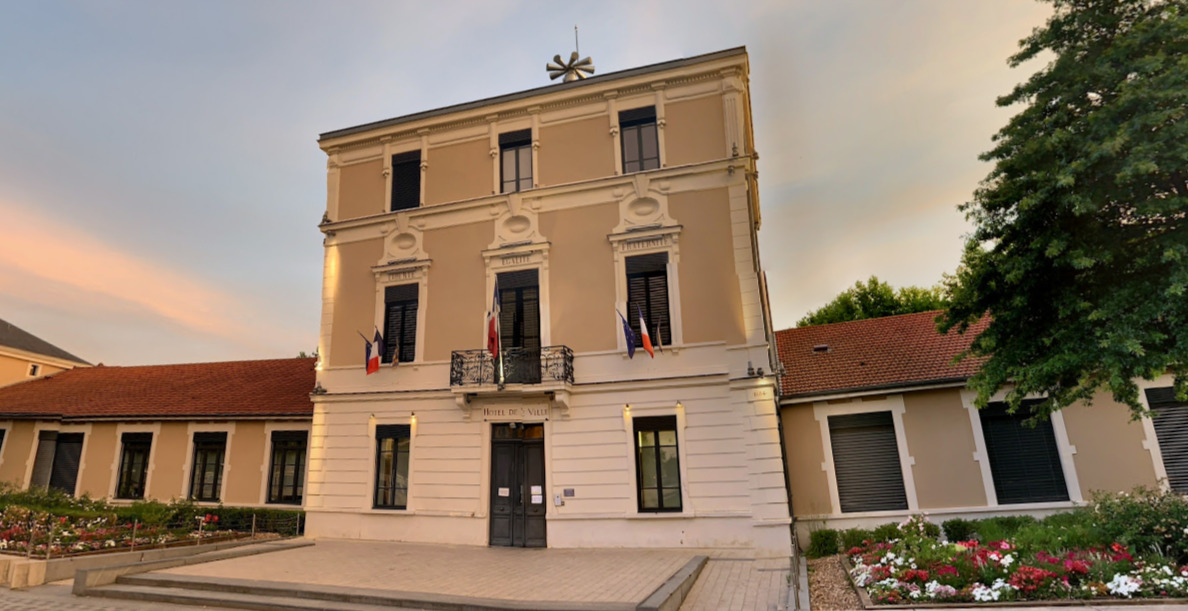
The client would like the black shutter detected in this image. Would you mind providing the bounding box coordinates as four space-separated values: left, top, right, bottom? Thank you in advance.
828 412 909 513
391 151 421 211
48 433 84 495
980 402 1069 504
1147 387 1188 493
498 270 540 350
194 431 226 444
122 432 152 445
272 430 308 444
619 106 656 127
499 129 532 147
625 253 671 346
376 424 410 440
384 284 418 363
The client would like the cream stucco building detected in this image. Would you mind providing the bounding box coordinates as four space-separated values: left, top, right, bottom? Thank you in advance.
776 312 1187 545
309 47 791 554
0 318 89 388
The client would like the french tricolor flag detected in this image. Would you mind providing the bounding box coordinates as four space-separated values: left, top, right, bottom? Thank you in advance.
362 330 381 375
638 306 655 358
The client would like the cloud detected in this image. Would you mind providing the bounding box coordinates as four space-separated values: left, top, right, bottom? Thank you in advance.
0 199 266 354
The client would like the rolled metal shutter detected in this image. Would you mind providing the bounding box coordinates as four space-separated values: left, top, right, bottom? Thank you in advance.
828 411 909 513
980 402 1068 504
1146 387 1188 493
48 433 84 495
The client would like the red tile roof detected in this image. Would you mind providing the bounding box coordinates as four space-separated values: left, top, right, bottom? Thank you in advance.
775 310 989 400
0 358 315 421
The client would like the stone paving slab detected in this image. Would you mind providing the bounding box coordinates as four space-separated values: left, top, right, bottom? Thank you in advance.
679 556 792 611
159 539 695 606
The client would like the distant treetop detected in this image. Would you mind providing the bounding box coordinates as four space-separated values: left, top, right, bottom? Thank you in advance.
798 276 948 327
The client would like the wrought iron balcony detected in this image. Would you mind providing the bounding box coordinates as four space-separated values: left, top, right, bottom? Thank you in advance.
449 346 574 387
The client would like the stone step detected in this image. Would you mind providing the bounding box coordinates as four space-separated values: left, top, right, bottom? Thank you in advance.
89 582 427 610
108 572 635 611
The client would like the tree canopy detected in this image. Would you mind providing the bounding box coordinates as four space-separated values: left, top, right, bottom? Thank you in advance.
798 276 948 327
940 0 1188 419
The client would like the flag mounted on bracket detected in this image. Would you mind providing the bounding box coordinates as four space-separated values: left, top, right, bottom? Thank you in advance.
618 310 636 359
360 330 381 375
637 306 655 359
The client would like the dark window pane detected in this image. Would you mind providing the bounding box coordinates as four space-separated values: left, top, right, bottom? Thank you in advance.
374 425 411 509
633 416 681 512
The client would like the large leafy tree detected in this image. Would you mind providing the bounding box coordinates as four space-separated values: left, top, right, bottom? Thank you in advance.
941 0 1188 419
799 276 947 327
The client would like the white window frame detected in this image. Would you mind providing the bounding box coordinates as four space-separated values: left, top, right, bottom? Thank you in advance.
608 89 667 175
610 228 683 355
622 402 691 517
365 416 416 513
109 423 161 501
182 423 235 505
813 396 918 516
260 421 313 506
1136 375 1182 492
960 389 1083 506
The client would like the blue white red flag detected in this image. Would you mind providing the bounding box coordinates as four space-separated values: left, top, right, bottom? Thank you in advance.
618 310 636 359
487 279 501 359
361 330 381 375
637 306 655 359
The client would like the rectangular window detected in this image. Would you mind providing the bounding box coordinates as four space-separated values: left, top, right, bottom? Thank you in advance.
1146 387 1188 493
0 429 6 455
189 432 227 502
48 433 83 495
500 129 532 193
374 424 411 509
383 284 418 363
390 150 421 211
980 401 1069 504
634 415 682 512
116 432 152 500
27 363 40 377
268 431 307 505
626 253 672 347
497 269 541 384
620 106 660 174
828 411 908 513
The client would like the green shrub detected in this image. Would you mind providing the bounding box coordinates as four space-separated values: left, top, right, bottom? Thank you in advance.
806 528 839 558
1092 487 1188 563
943 518 975 542
972 514 1037 542
872 522 901 543
840 528 873 551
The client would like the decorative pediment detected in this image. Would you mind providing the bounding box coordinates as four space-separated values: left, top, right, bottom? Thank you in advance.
373 215 430 279
488 193 545 250
611 173 677 234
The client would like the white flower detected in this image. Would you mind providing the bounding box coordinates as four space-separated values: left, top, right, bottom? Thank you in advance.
1000 553 1014 567
971 584 1000 602
1107 573 1142 597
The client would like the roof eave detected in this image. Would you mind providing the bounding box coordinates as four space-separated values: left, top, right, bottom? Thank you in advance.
779 376 972 404
318 46 747 143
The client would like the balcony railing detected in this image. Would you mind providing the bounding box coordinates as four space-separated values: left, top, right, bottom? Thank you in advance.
449 346 574 387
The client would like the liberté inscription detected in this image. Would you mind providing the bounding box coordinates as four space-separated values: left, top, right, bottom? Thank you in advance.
482 406 548 420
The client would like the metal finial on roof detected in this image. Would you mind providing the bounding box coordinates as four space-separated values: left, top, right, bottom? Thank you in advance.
547 26 595 82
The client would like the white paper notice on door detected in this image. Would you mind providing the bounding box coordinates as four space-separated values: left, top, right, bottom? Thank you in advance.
531 494 543 504
531 485 542 495
498 487 510 497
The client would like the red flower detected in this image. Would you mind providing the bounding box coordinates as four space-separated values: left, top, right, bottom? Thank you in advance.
902 569 930 582
937 565 959 577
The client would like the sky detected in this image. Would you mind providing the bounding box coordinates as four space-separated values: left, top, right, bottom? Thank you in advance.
0 0 1053 366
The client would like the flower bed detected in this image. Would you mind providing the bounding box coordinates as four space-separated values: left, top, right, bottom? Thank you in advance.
0 506 243 558
845 513 1188 605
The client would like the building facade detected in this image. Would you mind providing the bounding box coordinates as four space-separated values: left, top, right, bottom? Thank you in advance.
0 318 89 388
776 312 1187 544
309 48 791 554
0 358 314 508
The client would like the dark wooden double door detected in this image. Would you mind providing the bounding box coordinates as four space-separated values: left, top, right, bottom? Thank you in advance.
489 423 546 547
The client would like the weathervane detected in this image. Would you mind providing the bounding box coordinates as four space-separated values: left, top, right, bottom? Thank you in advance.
547 25 595 82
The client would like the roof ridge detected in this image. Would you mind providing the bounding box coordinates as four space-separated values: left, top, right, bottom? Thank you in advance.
778 309 946 334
